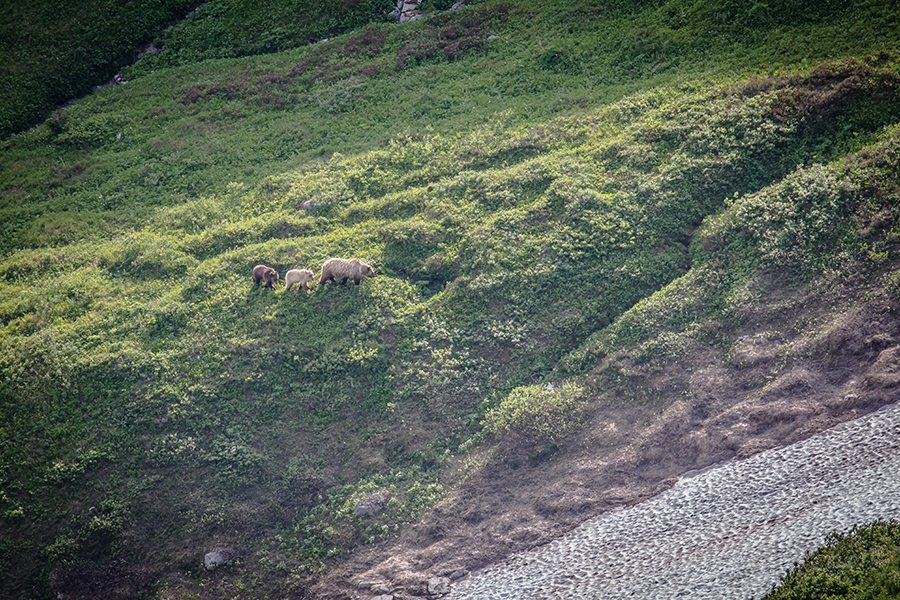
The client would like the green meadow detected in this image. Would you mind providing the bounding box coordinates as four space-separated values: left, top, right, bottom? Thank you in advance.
3 0 900 597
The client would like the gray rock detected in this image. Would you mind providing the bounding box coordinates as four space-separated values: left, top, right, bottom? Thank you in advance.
449 569 469 580
204 549 236 570
396 0 423 23
428 576 452 595
354 491 390 516
373 595 394 600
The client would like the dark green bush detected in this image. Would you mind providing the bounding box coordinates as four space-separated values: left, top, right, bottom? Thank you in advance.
764 521 900 600
127 0 394 75
537 48 578 74
484 382 588 448
0 0 195 139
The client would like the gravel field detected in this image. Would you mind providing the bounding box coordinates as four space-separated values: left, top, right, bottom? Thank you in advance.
447 402 900 600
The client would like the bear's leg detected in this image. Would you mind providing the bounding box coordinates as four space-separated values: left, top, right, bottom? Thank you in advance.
340 277 348 284
353 276 361 285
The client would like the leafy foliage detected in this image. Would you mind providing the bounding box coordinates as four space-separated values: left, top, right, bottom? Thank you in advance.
129 0 394 74
484 382 588 448
0 0 195 139
763 521 900 600
2 0 900 598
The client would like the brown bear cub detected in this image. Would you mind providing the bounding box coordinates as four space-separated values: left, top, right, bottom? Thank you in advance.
252 264 279 289
318 258 375 286
284 269 314 290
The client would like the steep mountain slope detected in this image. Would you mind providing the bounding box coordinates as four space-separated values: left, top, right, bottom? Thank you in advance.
0 0 395 139
2 1 900 599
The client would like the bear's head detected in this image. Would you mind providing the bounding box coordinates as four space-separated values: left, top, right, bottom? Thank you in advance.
353 259 375 278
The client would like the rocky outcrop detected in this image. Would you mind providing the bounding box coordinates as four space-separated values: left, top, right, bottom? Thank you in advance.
427 576 451 595
388 0 423 23
204 548 239 570
389 1 467 23
354 491 390 516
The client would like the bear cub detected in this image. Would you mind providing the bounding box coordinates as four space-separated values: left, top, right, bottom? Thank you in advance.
252 264 279 289
285 269 314 291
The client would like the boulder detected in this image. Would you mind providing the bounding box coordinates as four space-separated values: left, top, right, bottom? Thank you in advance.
427 576 451 595
354 491 389 516
394 0 423 23
204 548 237 570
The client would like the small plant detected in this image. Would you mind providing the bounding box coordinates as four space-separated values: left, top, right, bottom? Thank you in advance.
205 435 267 490
484 381 588 449
312 76 366 113
537 48 577 74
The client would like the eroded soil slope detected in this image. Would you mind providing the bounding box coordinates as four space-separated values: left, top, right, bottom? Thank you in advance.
315 267 900 599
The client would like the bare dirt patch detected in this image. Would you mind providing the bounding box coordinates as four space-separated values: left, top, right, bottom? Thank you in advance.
312 269 900 599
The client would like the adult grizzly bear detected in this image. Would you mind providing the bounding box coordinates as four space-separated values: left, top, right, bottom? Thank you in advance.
318 257 375 286
252 264 279 289
285 269 314 290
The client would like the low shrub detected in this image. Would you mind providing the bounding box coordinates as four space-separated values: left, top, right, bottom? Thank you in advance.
484 381 588 449
764 520 900 600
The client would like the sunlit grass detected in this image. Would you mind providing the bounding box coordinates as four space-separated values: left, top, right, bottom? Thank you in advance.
2 0 900 597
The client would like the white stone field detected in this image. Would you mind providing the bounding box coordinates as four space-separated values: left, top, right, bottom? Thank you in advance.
447 402 900 600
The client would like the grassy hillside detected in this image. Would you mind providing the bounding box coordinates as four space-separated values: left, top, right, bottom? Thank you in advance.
0 0 193 140
0 0 394 140
2 1 900 598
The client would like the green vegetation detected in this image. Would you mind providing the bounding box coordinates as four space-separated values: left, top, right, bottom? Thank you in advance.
2 0 900 598
125 0 395 76
0 0 193 140
484 381 588 451
763 521 900 600
0 0 395 139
